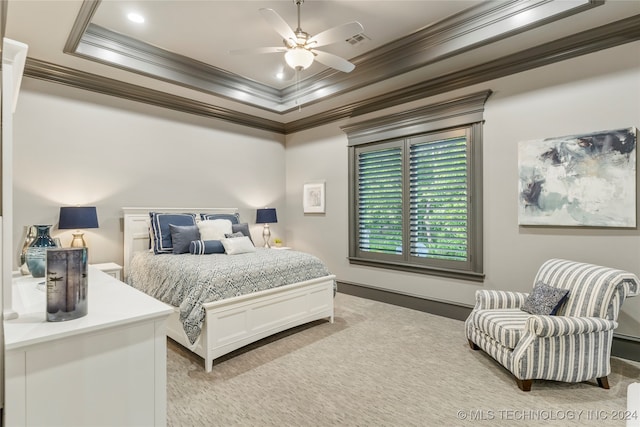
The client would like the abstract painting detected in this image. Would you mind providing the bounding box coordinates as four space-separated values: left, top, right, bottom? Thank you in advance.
518 127 636 227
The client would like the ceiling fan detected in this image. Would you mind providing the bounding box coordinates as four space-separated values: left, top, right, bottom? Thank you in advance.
231 0 364 74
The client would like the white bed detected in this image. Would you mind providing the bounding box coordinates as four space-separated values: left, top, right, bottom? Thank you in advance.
123 207 335 372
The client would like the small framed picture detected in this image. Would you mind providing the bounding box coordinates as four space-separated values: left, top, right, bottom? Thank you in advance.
303 181 325 213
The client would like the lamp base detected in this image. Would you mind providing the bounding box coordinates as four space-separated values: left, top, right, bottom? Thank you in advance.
262 224 271 248
70 232 87 248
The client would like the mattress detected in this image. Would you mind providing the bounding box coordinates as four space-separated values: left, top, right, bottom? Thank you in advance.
127 248 333 344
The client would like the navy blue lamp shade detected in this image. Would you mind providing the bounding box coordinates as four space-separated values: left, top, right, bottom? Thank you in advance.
256 208 277 224
256 208 277 248
58 206 99 248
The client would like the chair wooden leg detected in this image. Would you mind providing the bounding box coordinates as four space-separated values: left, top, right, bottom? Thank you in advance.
468 339 479 350
597 376 610 389
516 378 532 392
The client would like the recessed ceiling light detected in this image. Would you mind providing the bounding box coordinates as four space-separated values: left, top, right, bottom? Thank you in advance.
276 72 285 80
127 12 145 24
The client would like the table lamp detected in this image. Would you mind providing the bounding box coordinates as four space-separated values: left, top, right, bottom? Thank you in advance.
256 208 277 248
58 206 99 247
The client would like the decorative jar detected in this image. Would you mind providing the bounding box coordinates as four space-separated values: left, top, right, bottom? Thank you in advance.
25 225 58 278
19 225 37 274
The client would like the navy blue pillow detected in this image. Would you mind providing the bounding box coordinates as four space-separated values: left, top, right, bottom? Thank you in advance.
200 213 240 224
150 212 197 254
189 240 225 254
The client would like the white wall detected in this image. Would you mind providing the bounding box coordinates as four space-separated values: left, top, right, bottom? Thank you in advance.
13 78 287 267
285 41 640 338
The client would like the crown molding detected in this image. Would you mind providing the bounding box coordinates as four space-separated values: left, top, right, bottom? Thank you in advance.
284 14 640 134
63 0 100 54
341 90 493 146
76 24 286 112
63 0 601 114
23 57 286 134
22 14 640 135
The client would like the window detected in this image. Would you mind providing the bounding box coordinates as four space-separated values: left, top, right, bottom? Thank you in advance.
343 91 490 281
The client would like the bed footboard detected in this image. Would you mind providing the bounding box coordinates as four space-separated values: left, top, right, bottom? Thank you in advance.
166 275 335 372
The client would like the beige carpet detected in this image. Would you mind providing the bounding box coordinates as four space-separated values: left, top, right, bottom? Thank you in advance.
166 293 639 426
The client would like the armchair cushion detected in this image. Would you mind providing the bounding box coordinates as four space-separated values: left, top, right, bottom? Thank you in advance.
467 309 530 349
520 281 569 315
525 315 617 338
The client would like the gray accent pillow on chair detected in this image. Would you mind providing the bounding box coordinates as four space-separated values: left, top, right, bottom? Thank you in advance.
521 281 569 315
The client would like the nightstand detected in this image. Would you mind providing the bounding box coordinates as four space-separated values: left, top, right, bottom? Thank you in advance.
92 262 123 281
271 246 291 250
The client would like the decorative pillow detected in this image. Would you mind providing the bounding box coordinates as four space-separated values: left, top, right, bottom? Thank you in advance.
197 219 232 240
232 222 253 244
149 212 197 254
521 281 570 315
225 231 245 239
200 213 240 224
189 240 225 255
221 236 256 255
170 224 201 254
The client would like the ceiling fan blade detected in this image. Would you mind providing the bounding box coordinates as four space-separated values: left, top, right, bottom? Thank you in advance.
259 8 297 44
229 46 288 55
307 21 364 48
312 50 356 73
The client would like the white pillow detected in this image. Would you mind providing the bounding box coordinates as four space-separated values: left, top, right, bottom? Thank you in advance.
197 219 232 240
221 236 256 255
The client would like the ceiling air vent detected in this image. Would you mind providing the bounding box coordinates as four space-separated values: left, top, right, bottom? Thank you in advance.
346 33 370 46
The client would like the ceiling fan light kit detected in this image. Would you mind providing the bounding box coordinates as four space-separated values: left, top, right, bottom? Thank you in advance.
232 0 363 74
285 47 314 70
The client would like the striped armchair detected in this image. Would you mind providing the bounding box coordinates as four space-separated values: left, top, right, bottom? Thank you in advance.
465 259 639 391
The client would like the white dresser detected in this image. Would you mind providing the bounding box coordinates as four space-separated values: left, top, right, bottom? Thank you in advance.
4 266 173 426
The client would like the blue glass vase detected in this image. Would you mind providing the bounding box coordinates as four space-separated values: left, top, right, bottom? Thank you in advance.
25 225 58 278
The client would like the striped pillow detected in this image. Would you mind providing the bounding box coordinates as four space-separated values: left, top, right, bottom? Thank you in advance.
149 212 197 254
189 240 225 254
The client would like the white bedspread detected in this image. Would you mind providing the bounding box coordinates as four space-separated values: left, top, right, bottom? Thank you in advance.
127 248 333 344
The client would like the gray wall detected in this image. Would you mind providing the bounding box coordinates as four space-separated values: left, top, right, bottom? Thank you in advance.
11 41 640 339
13 78 287 267
285 41 640 339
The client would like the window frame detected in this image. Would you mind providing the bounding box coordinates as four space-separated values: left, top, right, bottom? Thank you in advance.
343 90 491 281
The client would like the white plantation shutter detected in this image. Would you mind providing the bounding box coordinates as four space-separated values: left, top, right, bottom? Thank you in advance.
357 145 403 255
409 133 468 262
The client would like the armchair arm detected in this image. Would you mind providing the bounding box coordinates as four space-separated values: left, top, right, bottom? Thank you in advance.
474 290 528 310
525 315 618 338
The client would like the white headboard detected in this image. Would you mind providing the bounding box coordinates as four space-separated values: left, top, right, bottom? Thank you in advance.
122 207 239 279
